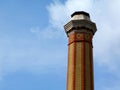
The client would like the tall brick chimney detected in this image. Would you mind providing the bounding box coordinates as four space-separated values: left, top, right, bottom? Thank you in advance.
64 11 97 90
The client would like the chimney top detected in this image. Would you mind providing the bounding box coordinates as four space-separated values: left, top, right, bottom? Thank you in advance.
71 11 90 17
64 11 97 36
70 11 90 21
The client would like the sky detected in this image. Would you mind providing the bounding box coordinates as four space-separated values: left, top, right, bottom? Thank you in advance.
0 0 120 90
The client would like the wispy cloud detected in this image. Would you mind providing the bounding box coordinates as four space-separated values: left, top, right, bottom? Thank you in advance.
46 0 120 89
47 0 93 29
47 0 120 73
30 26 65 40
29 0 120 76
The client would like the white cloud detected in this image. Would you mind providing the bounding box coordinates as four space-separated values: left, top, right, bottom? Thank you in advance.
47 0 93 29
47 0 120 73
47 0 120 89
30 26 65 40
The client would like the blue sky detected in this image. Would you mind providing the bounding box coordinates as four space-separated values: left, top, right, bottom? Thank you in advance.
0 0 120 90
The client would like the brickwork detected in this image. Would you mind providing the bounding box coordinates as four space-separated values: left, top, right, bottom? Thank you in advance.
64 11 96 90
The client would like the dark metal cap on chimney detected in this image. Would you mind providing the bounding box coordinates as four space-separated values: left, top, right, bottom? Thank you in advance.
71 11 90 17
70 11 91 21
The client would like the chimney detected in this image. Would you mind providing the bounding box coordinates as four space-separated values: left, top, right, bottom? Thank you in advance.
64 11 97 90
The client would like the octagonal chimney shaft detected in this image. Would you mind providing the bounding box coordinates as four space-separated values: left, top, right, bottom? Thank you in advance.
64 11 97 90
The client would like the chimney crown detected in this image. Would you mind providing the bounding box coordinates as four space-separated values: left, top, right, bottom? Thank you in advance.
64 11 97 36
71 11 90 21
